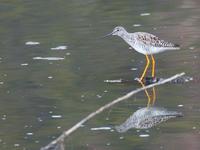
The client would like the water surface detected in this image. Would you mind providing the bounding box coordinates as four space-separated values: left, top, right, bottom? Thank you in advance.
0 0 199 150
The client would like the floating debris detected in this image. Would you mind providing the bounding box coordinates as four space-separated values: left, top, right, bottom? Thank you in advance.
14 143 20 147
25 41 40 45
192 126 196 130
21 63 29 66
33 57 65 60
106 142 111 146
51 115 62 119
130 68 138 71
189 46 195 50
26 132 34 136
139 134 150 138
115 107 183 132
133 24 142 27
48 76 53 79
178 104 184 107
65 52 71 56
140 13 151 16
2 114 7 120
104 79 122 83
96 94 102 98
90 127 111 131
51 46 67 50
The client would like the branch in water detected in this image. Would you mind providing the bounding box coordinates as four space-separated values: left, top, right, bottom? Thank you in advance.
41 72 185 150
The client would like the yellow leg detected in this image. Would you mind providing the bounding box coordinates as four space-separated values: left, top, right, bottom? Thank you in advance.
152 87 156 105
138 80 151 107
140 54 150 81
151 54 155 78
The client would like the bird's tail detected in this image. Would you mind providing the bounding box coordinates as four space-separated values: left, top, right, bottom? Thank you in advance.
170 44 180 50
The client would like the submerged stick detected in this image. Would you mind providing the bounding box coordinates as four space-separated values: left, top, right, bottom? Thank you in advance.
41 72 185 150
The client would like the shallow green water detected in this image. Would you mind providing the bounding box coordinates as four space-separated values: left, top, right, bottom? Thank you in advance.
0 0 199 150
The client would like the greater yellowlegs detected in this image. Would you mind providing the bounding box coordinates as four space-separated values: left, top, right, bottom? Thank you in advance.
104 26 180 81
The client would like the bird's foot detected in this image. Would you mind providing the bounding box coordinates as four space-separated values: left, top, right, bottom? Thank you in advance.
134 77 143 83
135 76 159 85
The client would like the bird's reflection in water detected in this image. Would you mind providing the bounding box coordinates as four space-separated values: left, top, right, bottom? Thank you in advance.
115 80 183 133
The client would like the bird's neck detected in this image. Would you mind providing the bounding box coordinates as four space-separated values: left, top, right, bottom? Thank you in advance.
120 32 135 45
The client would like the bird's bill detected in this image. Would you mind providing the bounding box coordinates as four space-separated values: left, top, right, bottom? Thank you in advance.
101 30 116 38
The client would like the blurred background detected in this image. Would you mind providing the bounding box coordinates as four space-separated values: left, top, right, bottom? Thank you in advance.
0 0 199 149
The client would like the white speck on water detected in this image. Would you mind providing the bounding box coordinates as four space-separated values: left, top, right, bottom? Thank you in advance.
26 132 34 136
96 94 102 98
2 114 7 120
66 52 71 56
81 95 85 98
51 46 67 50
136 130 140 132
35 140 39 143
104 79 122 83
106 142 111 146
51 115 62 119
140 13 151 16
139 134 150 138
133 24 141 27
49 111 53 114
131 68 138 71
33 57 65 60
21 63 29 66
14 144 20 147
48 76 53 79
37 117 43 122
90 127 111 131
110 129 114 132
189 46 195 50
119 136 124 140
57 126 61 129
160 146 164 149
0 82 4 85
25 41 40 45
104 90 108 93
192 126 196 130
178 104 184 107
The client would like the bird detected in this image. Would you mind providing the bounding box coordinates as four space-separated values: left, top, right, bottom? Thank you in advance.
103 26 180 81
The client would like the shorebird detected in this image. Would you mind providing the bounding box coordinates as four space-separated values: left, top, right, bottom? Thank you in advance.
104 26 180 81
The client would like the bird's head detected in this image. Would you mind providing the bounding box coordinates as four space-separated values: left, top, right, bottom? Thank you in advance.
102 26 126 38
112 26 126 36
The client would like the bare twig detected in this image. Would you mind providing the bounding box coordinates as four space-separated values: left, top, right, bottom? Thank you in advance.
41 72 185 150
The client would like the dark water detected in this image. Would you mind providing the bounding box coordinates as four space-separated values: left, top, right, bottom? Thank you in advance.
0 0 199 150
